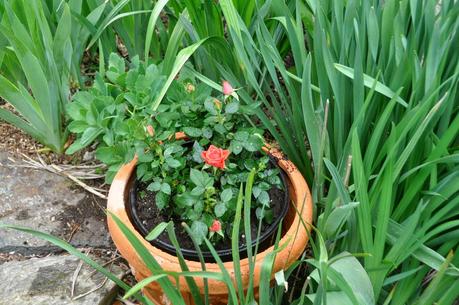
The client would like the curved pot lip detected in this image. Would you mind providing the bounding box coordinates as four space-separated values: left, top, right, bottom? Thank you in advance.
107 135 313 291
127 155 291 262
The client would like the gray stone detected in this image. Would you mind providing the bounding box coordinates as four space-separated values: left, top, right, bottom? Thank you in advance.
0 152 112 254
0 254 124 305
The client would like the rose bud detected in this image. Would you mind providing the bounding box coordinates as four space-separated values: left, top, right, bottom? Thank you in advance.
213 98 222 110
146 125 155 137
209 219 222 232
185 83 195 93
222 80 234 96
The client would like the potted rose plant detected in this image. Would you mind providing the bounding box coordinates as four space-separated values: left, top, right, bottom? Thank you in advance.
66 54 313 304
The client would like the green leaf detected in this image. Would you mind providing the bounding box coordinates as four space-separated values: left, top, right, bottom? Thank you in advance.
202 127 213 139
324 202 360 237
367 7 379 61
80 127 103 146
161 183 171 195
145 222 169 241
225 101 239 114
220 188 233 202
192 141 204 163
329 253 376 305
191 186 205 196
334 64 408 107
65 139 84 155
66 101 86 121
152 38 209 111
147 181 161 192
243 134 264 152
155 192 169 210
95 146 124 164
183 127 202 137
190 168 204 186
204 98 218 115
108 53 125 75
234 131 249 141
190 169 212 188
67 121 88 133
252 186 262 198
166 158 181 168
176 193 198 207
230 140 243 154
258 191 270 206
191 221 208 245
214 203 227 217
144 0 170 62
214 124 226 135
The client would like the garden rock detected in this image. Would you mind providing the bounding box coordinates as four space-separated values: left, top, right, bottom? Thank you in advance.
0 152 112 255
0 254 123 305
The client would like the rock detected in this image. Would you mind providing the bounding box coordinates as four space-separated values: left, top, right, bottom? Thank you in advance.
0 254 124 305
0 152 112 255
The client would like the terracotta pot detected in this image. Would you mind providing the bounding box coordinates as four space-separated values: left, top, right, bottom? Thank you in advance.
107 138 313 305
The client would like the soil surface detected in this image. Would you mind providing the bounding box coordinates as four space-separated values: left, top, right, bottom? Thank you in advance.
0 103 98 166
131 171 288 261
0 104 46 157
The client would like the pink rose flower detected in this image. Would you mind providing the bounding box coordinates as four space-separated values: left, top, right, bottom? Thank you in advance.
201 145 230 169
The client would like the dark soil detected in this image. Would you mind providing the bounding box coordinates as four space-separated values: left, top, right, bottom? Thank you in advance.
133 183 287 255
52 194 108 242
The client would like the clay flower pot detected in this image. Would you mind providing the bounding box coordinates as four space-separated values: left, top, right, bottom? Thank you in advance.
107 139 313 305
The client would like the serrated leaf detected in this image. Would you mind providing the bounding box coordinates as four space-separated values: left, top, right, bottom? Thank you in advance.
230 140 243 155
183 126 202 137
258 182 271 190
253 186 262 198
244 159 256 170
160 182 171 195
243 134 264 152
192 141 204 163
191 221 208 245
191 186 205 196
190 168 204 186
214 124 226 134
215 203 227 217
166 158 181 168
202 127 213 139
155 192 169 210
176 193 197 207
204 98 218 115
258 191 270 206
220 188 233 202
225 101 239 114
147 181 161 192
234 131 249 141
